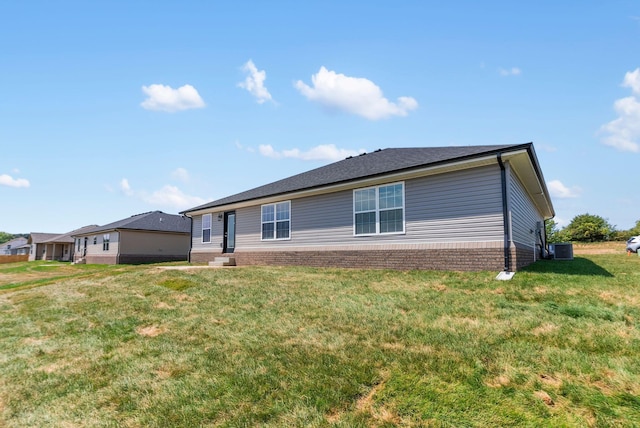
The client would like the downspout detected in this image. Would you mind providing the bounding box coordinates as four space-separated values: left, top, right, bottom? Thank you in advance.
116 229 121 265
497 154 511 272
185 214 193 264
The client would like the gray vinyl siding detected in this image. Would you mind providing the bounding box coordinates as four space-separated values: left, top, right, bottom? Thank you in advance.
509 168 544 247
78 231 120 257
232 165 504 250
191 213 224 252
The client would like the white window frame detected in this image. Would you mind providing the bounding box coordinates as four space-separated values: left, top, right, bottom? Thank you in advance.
353 182 406 236
261 201 291 241
202 213 212 244
102 234 110 251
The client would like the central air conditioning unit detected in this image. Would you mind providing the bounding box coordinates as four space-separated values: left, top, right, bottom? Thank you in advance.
551 243 573 260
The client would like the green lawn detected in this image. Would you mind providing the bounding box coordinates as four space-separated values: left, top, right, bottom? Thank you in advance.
1 256 639 427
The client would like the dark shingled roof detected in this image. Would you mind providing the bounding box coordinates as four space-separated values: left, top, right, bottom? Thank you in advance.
73 211 191 235
42 225 100 243
28 233 64 244
183 143 530 213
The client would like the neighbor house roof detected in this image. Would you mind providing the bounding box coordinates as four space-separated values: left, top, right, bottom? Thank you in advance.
0 237 28 247
183 143 552 215
28 233 64 244
42 225 101 244
72 211 191 236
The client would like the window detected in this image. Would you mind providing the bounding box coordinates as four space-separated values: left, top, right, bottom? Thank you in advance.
354 182 405 235
202 214 212 243
261 201 290 240
76 239 80 251
103 234 110 251
93 236 97 245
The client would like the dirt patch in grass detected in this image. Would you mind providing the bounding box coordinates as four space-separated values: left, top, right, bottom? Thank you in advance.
534 390 555 406
532 323 559 336
174 293 193 302
486 375 511 388
155 302 173 309
540 374 563 388
355 372 400 425
23 337 48 346
137 325 166 337
381 342 434 354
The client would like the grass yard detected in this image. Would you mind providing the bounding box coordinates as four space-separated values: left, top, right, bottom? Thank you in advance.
1 254 639 427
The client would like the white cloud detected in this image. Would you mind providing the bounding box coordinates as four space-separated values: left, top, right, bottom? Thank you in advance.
0 174 30 188
498 67 521 76
258 144 366 162
143 185 207 209
623 68 640 95
258 144 278 158
118 177 205 210
120 178 134 196
171 167 190 183
600 69 640 152
140 84 205 112
547 180 580 199
294 67 418 120
237 60 273 104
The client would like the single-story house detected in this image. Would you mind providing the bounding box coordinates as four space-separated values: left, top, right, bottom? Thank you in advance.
181 143 555 272
0 237 28 255
27 233 64 261
27 226 99 261
71 211 191 264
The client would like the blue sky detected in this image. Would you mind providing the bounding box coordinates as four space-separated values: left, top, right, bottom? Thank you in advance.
1 1 639 234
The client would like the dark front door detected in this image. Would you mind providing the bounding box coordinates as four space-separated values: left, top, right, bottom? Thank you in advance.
223 211 236 253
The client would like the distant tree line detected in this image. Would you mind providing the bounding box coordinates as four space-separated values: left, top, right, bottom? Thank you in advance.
546 214 640 243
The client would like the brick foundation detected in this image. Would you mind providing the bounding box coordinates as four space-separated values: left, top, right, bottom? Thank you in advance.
118 255 188 264
85 255 118 265
511 244 538 271
85 254 188 265
193 248 515 271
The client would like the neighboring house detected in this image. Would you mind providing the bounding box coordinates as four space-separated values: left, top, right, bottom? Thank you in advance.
27 233 63 261
0 237 28 255
27 226 98 261
71 211 191 264
181 143 555 272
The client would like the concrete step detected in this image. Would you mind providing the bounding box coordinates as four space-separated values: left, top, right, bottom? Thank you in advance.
208 257 236 267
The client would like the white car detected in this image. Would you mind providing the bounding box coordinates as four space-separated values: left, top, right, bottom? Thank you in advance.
627 236 640 253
